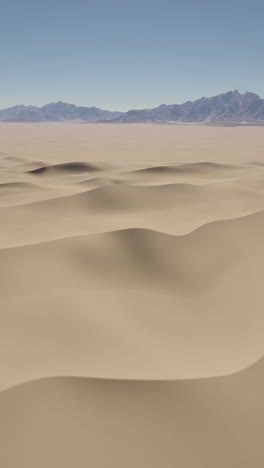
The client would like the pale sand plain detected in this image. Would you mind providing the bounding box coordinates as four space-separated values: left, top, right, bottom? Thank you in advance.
0 123 264 467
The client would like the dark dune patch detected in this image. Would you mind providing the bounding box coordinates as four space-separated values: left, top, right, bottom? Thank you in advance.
132 162 237 176
29 162 100 176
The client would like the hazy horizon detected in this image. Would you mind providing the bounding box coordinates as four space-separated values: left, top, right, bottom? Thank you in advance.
0 89 263 113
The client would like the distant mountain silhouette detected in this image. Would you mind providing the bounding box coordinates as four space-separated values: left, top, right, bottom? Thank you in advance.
0 102 122 122
112 91 264 124
1 91 264 124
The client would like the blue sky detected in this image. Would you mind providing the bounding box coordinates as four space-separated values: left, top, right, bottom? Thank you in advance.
1 0 264 110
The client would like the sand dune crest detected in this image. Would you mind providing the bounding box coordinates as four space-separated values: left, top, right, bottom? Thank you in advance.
0 358 263 468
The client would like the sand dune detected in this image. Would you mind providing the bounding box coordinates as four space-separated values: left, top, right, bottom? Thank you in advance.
0 358 263 468
1 212 264 388
1 124 264 467
28 161 100 175
2 170 264 244
126 161 259 185
130 161 240 176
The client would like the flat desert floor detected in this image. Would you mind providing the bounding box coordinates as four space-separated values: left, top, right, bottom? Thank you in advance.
0 124 264 467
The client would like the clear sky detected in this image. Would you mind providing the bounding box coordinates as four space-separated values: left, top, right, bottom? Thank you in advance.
1 0 264 110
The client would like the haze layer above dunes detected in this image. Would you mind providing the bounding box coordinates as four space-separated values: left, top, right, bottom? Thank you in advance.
1 124 264 468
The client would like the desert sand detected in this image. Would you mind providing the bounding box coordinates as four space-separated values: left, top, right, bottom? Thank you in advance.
0 123 264 467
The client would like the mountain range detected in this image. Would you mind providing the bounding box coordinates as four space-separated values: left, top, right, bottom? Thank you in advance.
0 102 122 123
1 90 264 124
